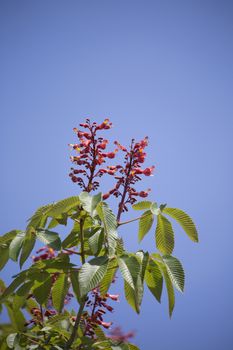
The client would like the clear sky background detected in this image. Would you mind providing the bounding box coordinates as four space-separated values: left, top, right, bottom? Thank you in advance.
0 1 233 349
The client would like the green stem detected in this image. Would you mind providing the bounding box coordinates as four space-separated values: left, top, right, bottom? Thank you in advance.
118 211 152 227
64 299 86 349
79 218 85 265
65 217 86 349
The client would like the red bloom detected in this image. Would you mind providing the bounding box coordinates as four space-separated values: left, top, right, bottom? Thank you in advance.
143 166 155 176
100 321 112 329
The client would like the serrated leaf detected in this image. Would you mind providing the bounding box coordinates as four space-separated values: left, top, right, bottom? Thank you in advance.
135 251 149 282
96 202 118 256
94 324 107 341
27 204 54 229
150 202 161 215
33 276 52 305
88 229 104 255
123 253 146 313
0 246 9 271
36 229 61 250
79 256 108 296
62 221 80 248
20 228 36 268
6 333 17 348
9 232 25 261
70 271 81 303
157 261 175 317
132 201 152 210
124 277 143 314
12 294 26 310
16 280 34 297
0 230 20 245
47 196 80 217
138 211 154 242
99 258 118 296
0 275 25 302
162 255 185 293
118 255 140 290
145 258 163 302
52 274 69 313
155 214 174 255
48 217 59 229
115 237 125 255
79 192 102 217
6 304 26 331
47 311 70 325
163 207 198 242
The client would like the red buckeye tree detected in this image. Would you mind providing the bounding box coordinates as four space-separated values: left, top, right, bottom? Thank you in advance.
0 119 198 349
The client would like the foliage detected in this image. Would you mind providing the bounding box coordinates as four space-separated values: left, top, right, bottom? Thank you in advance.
0 119 198 349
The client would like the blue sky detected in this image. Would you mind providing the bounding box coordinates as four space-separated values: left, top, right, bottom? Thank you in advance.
0 1 233 349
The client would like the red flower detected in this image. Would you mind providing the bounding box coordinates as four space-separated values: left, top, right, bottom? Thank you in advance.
100 321 112 329
143 166 155 176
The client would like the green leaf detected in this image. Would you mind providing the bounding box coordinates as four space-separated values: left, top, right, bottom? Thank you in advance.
145 258 163 302
115 237 125 255
6 333 17 348
132 201 152 210
88 229 104 255
99 257 118 296
47 310 70 325
47 196 80 217
138 211 154 242
0 275 25 302
150 202 161 215
36 229 61 250
163 207 198 242
9 232 25 261
96 202 118 256
152 254 175 317
124 276 143 314
162 255 185 293
118 255 140 290
124 252 146 313
157 260 175 317
128 344 140 350
0 230 19 245
48 217 60 229
79 192 102 217
6 304 26 331
155 214 174 255
79 256 109 296
19 228 36 268
0 245 9 271
32 277 52 305
135 251 149 282
27 204 54 229
12 294 27 310
70 271 81 303
16 280 34 297
52 274 69 313
62 221 80 248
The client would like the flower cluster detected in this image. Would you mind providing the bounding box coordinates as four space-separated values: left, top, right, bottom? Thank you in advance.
103 138 155 221
69 118 117 192
69 118 155 221
79 289 119 337
26 247 75 328
31 246 55 262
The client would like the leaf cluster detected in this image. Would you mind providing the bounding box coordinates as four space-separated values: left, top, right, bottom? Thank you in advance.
0 193 198 349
